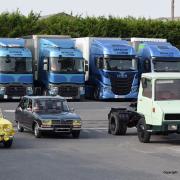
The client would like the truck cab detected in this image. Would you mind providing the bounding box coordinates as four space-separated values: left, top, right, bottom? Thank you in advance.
131 38 180 75
75 38 138 100
25 35 85 100
108 73 180 143
0 38 33 99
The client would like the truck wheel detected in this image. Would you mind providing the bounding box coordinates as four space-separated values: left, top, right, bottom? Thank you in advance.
34 123 41 138
137 118 151 143
17 121 24 132
94 87 100 100
3 139 13 148
109 113 127 135
72 130 80 138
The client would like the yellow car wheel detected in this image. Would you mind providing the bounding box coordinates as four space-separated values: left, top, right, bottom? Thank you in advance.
3 139 13 148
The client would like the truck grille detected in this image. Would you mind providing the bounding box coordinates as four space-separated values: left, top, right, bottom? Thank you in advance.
58 86 78 97
164 114 180 120
110 75 134 95
6 86 26 96
52 120 73 128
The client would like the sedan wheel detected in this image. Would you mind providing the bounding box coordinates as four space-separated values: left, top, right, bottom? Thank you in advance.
17 121 24 132
34 123 41 138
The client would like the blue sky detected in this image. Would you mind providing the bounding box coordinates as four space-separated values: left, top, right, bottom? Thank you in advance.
0 0 179 18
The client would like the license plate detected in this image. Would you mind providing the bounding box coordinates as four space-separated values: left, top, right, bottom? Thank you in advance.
65 97 73 99
168 125 177 131
12 97 20 99
115 95 125 98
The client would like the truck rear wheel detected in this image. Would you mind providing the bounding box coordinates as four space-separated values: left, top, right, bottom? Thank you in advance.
137 118 151 143
109 113 127 135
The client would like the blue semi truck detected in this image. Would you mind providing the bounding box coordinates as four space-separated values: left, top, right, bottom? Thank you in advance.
24 35 85 100
0 38 33 99
75 37 138 100
130 38 180 74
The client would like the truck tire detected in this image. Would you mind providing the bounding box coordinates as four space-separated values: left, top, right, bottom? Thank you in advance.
137 118 151 143
109 113 127 135
94 87 100 100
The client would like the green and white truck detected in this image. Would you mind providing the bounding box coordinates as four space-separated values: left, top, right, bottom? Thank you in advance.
108 73 180 143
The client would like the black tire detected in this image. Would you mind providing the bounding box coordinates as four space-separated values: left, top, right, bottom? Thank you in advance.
93 87 100 100
137 118 151 143
3 139 13 148
34 123 41 138
109 113 127 135
17 121 24 132
72 130 80 138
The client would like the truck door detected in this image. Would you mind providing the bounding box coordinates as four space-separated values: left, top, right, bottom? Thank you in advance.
137 78 153 125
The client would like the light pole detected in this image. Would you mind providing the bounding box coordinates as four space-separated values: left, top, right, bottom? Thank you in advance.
171 0 175 20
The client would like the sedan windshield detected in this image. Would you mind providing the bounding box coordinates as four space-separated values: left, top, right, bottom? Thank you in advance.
0 57 32 73
154 61 180 72
50 57 84 73
33 99 69 113
104 58 135 71
155 79 180 100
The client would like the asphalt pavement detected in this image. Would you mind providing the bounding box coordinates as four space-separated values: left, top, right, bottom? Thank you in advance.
0 100 180 180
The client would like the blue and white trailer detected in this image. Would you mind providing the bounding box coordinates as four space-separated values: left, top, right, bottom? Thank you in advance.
24 35 85 100
130 38 180 75
0 38 33 99
75 37 138 100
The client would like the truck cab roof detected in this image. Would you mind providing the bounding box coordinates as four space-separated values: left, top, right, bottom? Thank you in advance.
92 38 136 56
138 42 180 58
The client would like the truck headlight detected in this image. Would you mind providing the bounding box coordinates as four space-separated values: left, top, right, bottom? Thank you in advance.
0 87 5 91
49 86 58 95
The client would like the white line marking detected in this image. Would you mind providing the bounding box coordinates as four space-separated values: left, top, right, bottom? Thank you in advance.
3 110 15 113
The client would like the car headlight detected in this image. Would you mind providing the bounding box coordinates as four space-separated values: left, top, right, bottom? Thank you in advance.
41 120 52 126
73 120 81 126
0 87 5 91
3 124 12 132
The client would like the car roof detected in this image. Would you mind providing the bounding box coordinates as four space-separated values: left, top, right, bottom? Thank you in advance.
23 95 66 100
142 73 180 79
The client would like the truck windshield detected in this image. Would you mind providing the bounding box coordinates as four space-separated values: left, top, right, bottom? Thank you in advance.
0 57 32 73
33 99 70 113
155 79 180 100
104 58 135 71
50 57 84 73
153 61 180 72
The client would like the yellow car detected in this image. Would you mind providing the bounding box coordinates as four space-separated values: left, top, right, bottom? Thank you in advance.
0 109 15 148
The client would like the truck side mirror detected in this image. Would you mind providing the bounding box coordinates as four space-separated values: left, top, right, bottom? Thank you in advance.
43 58 48 71
85 60 88 71
143 59 151 72
96 57 104 69
43 64 48 71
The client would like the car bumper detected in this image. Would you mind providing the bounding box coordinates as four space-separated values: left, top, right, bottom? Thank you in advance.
38 127 81 133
